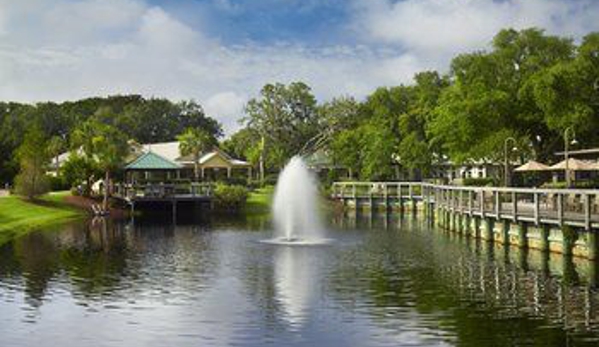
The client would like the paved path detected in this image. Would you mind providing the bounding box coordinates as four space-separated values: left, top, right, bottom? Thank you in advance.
0 189 9 197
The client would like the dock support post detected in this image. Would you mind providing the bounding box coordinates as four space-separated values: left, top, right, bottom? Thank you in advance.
473 217 481 239
501 221 510 245
172 200 177 224
463 215 472 236
562 226 575 257
439 208 445 229
587 232 598 260
399 199 405 219
483 218 494 241
540 225 550 253
517 222 528 249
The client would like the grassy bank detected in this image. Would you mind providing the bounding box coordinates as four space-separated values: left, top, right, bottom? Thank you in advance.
245 186 274 214
0 192 84 245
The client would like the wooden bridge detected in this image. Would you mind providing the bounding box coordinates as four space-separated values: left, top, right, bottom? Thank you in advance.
332 182 599 259
331 182 599 230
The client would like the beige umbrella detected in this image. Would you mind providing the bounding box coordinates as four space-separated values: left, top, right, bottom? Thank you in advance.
549 158 596 171
514 160 551 172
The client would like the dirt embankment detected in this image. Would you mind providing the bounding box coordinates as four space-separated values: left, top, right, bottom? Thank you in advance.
63 195 130 218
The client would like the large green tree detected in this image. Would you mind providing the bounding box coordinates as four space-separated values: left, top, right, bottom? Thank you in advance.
397 71 448 178
14 127 50 200
242 82 319 170
430 28 575 164
524 32 599 154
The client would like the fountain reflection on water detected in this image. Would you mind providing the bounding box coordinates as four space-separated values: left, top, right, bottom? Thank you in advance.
263 156 331 245
274 246 321 327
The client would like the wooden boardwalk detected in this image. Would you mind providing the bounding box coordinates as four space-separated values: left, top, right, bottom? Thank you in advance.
331 182 599 230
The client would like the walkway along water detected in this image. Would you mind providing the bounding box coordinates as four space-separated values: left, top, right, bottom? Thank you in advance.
332 182 599 260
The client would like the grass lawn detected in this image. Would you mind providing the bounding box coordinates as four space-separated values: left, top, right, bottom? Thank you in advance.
245 186 274 214
0 191 84 245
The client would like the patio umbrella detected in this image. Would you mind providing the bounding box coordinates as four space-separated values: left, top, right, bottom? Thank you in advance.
549 158 596 171
514 160 551 172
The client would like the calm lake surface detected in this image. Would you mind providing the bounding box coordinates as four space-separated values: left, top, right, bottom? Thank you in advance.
2 211 599 346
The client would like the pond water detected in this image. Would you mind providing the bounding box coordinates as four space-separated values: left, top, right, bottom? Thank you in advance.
2 212 599 346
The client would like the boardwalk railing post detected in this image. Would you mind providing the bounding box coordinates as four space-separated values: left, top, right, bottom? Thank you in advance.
480 189 485 218
512 191 517 222
384 183 389 213
558 193 564 226
534 191 540 226
584 193 592 231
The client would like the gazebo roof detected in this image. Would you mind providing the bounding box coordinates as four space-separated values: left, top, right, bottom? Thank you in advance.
514 160 551 172
549 158 596 171
125 151 181 170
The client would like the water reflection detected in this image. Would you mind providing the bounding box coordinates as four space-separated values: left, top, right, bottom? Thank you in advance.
330 215 599 345
1 213 599 346
273 246 320 328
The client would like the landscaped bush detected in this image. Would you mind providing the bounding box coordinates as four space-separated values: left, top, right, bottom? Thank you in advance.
542 180 599 189
213 183 249 210
462 178 496 187
219 176 249 186
541 181 567 189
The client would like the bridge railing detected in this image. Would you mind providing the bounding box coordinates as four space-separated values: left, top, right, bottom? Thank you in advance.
331 182 599 230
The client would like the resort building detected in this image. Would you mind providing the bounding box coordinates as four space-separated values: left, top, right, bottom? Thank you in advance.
51 141 252 183
125 141 252 183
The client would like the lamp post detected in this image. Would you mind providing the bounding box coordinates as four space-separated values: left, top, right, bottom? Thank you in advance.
259 135 265 185
504 137 517 187
564 126 578 188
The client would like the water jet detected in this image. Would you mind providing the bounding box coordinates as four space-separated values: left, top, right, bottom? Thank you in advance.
263 156 330 245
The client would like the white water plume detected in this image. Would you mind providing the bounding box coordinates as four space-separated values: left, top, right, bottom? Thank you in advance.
267 156 327 244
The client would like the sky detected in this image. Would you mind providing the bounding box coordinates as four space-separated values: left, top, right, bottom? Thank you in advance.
1 0 599 135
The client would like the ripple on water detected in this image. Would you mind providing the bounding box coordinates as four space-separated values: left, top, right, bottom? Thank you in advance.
1 218 599 346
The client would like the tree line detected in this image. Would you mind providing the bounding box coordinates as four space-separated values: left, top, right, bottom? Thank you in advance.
2 28 599 196
225 28 599 181
0 95 222 184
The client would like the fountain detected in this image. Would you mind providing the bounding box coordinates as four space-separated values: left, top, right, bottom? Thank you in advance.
263 156 330 245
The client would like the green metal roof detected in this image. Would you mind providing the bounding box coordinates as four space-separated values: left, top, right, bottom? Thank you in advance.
125 151 181 170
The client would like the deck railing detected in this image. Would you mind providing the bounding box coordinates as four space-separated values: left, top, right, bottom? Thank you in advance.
331 182 599 230
114 182 214 200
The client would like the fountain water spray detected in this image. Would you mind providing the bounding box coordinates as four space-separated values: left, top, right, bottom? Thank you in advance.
266 156 328 244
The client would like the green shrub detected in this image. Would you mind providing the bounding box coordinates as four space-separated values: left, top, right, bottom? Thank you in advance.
541 181 567 189
48 175 70 191
213 184 249 210
542 180 599 189
264 173 279 186
463 177 496 187
219 176 249 186
14 172 50 200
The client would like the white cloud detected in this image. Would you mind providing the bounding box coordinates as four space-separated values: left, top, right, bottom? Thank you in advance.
355 0 599 64
204 92 247 133
0 0 598 135
0 0 415 134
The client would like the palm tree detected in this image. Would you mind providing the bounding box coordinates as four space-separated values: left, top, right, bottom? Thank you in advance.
72 119 129 210
177 128 214 181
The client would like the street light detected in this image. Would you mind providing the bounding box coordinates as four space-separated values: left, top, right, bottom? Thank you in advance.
504 137 518 187
564 126 578 188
